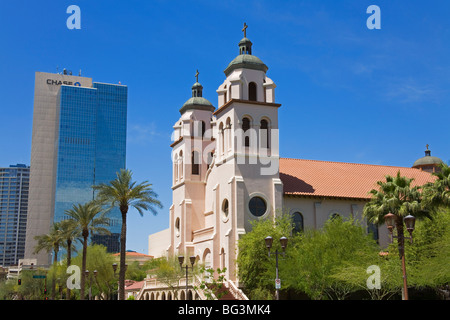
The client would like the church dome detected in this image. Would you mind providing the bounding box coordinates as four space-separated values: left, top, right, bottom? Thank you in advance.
412 145 443 172
224 24 268 76
224 52 268 76
179 71 215 114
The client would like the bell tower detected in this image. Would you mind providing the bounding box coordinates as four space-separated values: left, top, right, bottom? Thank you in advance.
169 70 215 257
206 23 283 281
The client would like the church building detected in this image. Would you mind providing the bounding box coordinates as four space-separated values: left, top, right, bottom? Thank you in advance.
148 24 441 284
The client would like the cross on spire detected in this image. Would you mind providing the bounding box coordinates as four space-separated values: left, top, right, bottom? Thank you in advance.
195 69 199 83
242 22 248 38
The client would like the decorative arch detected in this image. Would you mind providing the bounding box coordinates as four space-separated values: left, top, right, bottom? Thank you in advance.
291 212 304 234
248 82 257 101
203 248 212 268
226 117 232 151
173 153 178 183
219 122 224 154
260 118 269 149
242 117 251 147
191 150 200 175
179 150 183 179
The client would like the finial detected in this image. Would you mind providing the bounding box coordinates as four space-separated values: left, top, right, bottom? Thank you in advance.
242 22 248 38
195 69 199 83
425 144 431 156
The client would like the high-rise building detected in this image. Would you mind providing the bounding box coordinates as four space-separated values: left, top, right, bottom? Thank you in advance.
25 71 127 265
0 164 30 267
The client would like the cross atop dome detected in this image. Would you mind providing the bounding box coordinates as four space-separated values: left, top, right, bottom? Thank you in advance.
242 22 248 38
239 23 252 55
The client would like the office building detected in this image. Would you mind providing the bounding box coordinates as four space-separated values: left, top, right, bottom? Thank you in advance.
0 164 30 267
25 71 127 265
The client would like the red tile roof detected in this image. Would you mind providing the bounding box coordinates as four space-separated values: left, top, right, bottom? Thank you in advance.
112 251 153 258
125 280 144 291
279 158 436 200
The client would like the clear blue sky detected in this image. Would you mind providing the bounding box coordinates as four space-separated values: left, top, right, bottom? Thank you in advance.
1 1 449 253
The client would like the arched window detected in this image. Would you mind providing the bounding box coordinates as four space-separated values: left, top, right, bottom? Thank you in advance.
207 151 214 169
191 151 200 175
222 199 229 218
330 213 341 221
292 212 304 234
226 117 231 151
179 150 183 179
260 119 269 149
175 217 180 236
201 121 206 138
242 117 250 147
173 153 178 183
219 122 224 154
248 82 257 101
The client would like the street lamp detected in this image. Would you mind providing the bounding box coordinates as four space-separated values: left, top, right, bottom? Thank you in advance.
265 236 288 300
179 255 196 300
85 270 97 300
384 212 416 300
111 263 126 300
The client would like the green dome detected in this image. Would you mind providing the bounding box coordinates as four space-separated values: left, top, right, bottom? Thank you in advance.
179 96 214 114
412 147 443 168
413 155 443 167
224 35 268 76
224 54 268 76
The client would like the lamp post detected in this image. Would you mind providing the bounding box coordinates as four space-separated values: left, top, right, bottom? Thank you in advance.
178 255 196 300
111 263 126 300
265 236 288 300
384 212 416 300
85 270 97 300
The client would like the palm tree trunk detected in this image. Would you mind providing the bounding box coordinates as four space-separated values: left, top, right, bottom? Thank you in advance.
119 207 128 300
396 222 409 300
80 234 88 300
51 249 58 300
66 239 72 300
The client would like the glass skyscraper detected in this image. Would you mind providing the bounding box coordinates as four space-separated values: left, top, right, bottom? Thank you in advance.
0 164 30 267
26 72 127 264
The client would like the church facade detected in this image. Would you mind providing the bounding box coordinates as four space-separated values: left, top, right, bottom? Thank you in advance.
148 26 440 284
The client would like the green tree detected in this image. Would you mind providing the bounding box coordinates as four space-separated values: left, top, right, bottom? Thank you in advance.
65 201 110 300
33 222 63 300
70 244 117 300
152 255 187 299
58 218 80 299
287 217 381 300
405 209 450 293
93 169 162 300
363 171 431 300
423 163 450 211
195 267 228 300
237 214 294 299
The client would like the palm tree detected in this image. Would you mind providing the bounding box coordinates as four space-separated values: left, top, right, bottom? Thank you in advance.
363 171 431 300
423 163 450 210
58 218 79 299
93 169 163 300
65 201 111 300
33 222 63 300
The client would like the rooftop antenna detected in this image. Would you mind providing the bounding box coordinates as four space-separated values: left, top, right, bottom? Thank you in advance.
79 69 81 76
